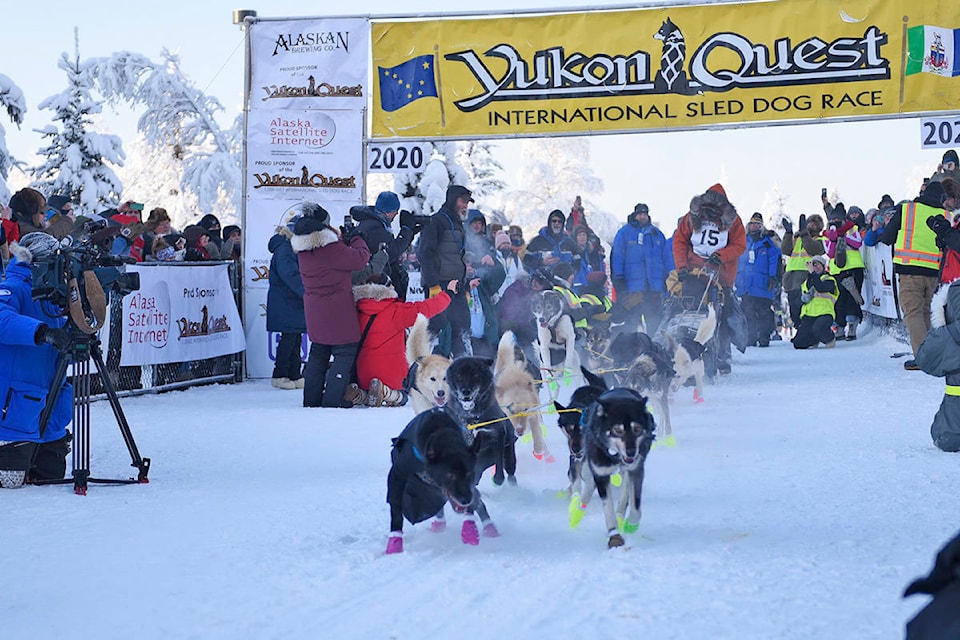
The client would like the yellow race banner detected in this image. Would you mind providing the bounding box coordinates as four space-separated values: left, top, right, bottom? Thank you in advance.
371 0 960 139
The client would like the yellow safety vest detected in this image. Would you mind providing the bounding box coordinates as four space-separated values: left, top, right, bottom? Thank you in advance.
786 237 815 272
554 286 588 329
893 202 947 269
800 275 839 319
580 293 613 328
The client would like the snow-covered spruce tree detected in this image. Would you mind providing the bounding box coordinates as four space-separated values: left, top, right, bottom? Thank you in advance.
31 34 124 212
0 73 27 204
455 140 506 202
761 182 792 235
118 134 204 231
394 141 470 216
502 136 614 243
90 49 240 221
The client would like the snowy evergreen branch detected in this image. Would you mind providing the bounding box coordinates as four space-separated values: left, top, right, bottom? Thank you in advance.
0 72 27 201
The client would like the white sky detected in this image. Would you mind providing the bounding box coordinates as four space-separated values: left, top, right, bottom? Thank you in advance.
3 0 948 232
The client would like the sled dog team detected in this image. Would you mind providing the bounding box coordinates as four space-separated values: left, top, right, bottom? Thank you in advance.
387 302 717 553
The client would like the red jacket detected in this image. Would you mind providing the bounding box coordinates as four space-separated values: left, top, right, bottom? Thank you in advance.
293 229 370 345
354 284 450 389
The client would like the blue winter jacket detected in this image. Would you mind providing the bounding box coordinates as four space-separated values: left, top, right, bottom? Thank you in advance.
0 260 72 442
611 220 671 292
735 233 782 300
266 230 306 334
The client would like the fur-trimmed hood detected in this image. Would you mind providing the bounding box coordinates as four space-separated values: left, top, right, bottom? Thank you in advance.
931 280 960 328
9 242 34 264
688 188 738 232
291 227 339 253
353 282 398 302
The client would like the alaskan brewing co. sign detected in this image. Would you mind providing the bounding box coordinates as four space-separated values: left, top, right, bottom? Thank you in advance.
370 0 960 139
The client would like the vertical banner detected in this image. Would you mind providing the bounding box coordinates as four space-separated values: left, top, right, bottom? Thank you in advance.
861 244 899 319
243 16 369 378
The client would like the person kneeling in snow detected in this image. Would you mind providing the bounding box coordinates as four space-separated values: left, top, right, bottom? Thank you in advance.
348 277 459 408
916 280 960 452
791 255 840 349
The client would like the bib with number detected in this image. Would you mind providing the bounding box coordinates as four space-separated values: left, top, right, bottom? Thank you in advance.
691 221 729 258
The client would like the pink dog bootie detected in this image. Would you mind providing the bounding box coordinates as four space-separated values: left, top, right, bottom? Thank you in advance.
461 519 479 545
483 522 500 538
385 534 403 554
430 518 446 533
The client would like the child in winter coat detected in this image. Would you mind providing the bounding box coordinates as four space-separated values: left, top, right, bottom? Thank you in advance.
349 278 459 407
916 280 960 452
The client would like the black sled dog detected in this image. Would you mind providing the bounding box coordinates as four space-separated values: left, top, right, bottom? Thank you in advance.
579 388 657 548
553 367 607 498
386 409 495 553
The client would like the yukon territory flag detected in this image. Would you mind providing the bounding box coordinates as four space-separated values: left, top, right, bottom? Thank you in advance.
906 24 960 76
378 54 439 112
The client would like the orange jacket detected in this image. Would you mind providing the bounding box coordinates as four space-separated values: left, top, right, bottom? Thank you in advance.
672 214 746 287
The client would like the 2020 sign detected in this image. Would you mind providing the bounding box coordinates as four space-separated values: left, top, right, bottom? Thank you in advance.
920 117 960 150
367 142 430 173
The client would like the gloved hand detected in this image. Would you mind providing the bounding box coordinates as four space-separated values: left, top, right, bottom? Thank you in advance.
704 253 723 273
369 249 389 275
340 224 364 244
35 324 70 352
798 214 807 230
927 215 952 237
781 217 793 235
399 210 420 233
800 290 814 304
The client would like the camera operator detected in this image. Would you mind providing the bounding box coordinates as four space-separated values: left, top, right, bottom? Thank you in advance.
0 233 74 489
348 191 424 301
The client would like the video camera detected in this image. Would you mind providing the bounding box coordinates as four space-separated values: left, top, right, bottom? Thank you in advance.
31 220 141 307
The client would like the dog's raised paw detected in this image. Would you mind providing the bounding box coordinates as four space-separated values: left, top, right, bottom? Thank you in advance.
461 520 480 545
482 522 500 538
430 519 446 533
617 515 640 534
385 535 403 555
607 533 625 549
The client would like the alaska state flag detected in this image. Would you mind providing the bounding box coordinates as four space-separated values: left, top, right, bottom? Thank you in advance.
378 55 439 112
906 25 960 77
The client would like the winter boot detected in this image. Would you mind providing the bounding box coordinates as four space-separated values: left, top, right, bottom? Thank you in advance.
841 277 865 306
824 338 837 348
343 383 368 407
271 377 297 390
292 377 305 389
846 320 859 341
371 379 406 407
367 378 385 407
833 323 846 341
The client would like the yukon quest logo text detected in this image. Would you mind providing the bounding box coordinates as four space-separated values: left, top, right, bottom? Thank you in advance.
273 31 350 56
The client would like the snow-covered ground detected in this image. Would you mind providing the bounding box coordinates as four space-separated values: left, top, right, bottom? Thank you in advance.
4 323 957 640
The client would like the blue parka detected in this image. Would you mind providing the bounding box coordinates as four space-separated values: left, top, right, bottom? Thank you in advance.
266 227 306 334
0 260 72 443
611 218 672 292
735 232 782 300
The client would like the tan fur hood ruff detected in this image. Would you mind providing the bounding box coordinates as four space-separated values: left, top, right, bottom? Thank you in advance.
689 189 738 232
353 283 398 302
291 228 339 253
9 243 34 264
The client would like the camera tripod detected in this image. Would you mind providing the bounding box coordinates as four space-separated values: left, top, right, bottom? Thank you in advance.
34 322 150 495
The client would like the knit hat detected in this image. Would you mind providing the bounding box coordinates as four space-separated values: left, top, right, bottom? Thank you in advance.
943 149 959 165
808 255 828 269
222 225 241 241
878 194 895 209
12 232 60 263
47 195 70 213
633 203 649 215
494 230 511 248
749 212 764 224
374 191 400 213
296 202 330 226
